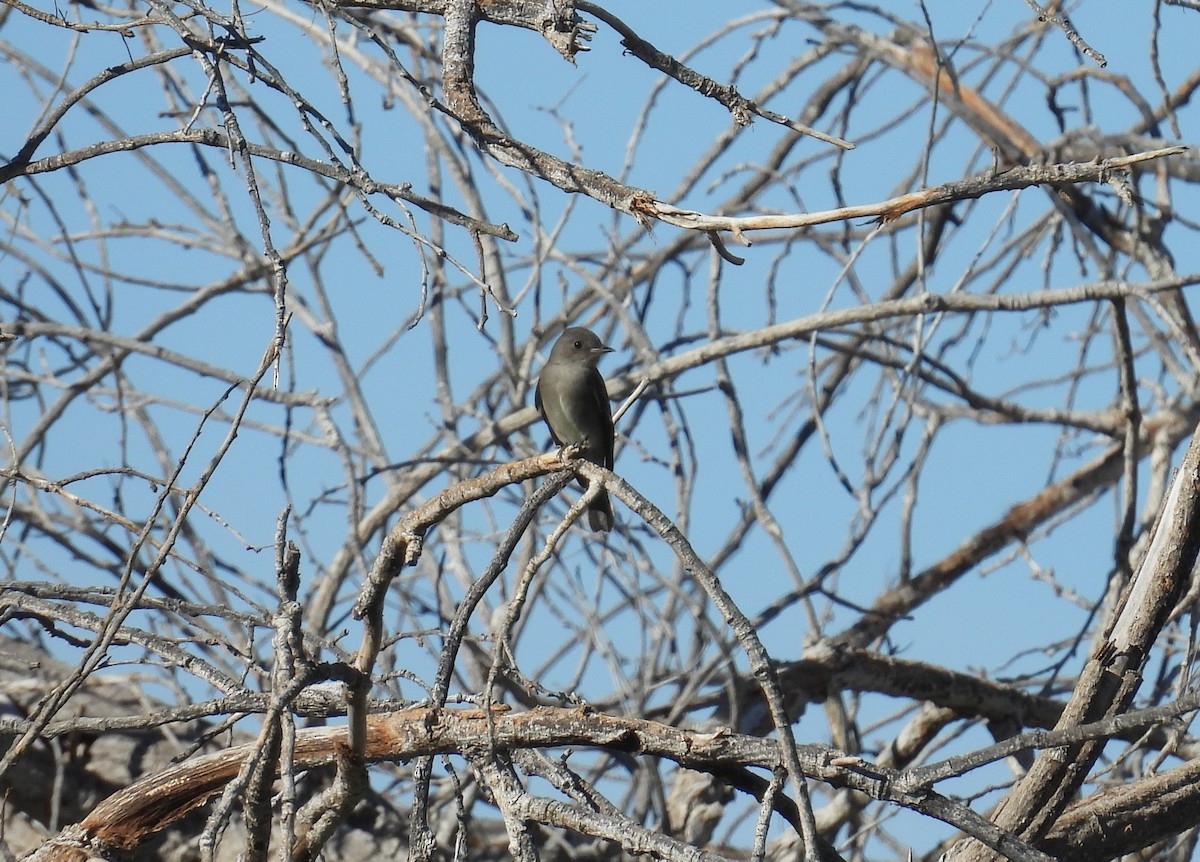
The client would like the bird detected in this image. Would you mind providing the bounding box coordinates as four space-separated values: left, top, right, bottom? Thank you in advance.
535 327 616 531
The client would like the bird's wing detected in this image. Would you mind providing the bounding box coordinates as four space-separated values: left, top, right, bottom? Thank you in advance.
588 368 615 469
533 377 563 446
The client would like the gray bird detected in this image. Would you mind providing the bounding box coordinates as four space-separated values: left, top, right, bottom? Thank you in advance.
535 327 616 531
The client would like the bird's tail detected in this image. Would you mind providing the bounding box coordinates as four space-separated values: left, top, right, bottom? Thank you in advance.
587 490 614 532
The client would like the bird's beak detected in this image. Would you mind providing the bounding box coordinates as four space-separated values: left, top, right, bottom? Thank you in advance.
595 345 615 356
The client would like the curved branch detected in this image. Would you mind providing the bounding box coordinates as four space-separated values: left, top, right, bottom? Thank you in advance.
63 706 1043 861
651 147 1189 234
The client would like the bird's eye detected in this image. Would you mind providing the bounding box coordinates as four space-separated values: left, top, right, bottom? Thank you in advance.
574 340 582 348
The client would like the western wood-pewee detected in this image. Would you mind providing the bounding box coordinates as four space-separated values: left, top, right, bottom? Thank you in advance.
535 327 616 531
